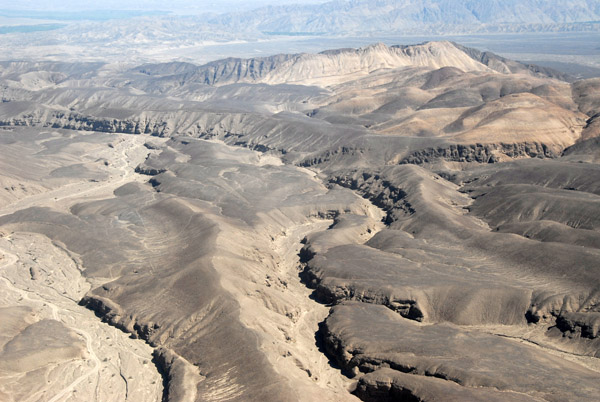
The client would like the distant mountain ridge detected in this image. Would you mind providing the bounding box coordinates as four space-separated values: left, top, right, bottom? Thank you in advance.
208 0 600 34
133 41 572 88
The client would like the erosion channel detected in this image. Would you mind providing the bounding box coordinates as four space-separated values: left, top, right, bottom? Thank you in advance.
0 129 385 401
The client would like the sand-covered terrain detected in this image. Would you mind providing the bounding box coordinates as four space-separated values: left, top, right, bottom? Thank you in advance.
0 131 164 402
0 41 599 401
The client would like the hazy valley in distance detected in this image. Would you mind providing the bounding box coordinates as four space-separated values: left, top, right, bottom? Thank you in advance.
0 1 599 401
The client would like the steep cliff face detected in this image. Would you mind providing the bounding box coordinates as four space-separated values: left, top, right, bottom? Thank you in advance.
0 110 171 136
399 142 560 164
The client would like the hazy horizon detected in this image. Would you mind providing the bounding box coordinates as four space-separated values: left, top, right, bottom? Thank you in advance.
0 0 329 14
0 0 598 78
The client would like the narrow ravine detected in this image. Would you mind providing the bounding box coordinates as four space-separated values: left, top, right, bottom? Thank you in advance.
200 140 387 401
267 219 358 399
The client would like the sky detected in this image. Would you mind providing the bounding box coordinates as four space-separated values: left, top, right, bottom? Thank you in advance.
0 0 328 13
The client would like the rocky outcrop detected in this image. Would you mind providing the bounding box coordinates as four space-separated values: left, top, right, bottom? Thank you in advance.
329 171 414 225
0 111 171 136
556 312 600 340
320 302 600 401
152 348 201 402
135 165 166 176
81 292 201 402
399 142 558 164
79 295 137 336
299 146 364 168
581 112 600 141
181 54 297 86
354 369 535 402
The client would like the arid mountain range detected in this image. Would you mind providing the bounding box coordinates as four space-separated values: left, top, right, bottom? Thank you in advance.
210 0 600 34
0 41 599 401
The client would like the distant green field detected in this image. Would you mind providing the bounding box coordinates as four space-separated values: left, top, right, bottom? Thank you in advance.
0 24 66 34
0 9 167 21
